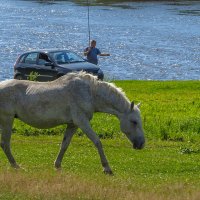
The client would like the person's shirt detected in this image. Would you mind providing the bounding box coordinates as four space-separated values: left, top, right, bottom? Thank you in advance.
84 47 101 65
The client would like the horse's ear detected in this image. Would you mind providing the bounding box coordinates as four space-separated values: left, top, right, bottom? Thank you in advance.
137 102 141 108
130 101 134 111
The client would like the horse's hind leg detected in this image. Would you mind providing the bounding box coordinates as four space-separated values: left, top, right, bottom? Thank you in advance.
0 119 19 168
54 123 77 169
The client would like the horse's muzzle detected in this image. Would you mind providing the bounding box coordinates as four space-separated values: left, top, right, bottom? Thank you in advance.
132 138 145 150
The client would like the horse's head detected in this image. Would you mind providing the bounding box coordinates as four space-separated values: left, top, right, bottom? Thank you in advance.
120 101 145 149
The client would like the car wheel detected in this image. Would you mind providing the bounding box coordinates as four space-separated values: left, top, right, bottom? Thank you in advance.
15 74 24 80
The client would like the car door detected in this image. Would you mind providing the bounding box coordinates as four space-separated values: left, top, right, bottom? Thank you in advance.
19 52 39 80
36 53 58 81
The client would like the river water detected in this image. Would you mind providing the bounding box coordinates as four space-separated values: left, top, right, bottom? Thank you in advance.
0 0 199 80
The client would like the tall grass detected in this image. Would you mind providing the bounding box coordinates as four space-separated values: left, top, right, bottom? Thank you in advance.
1 170 200 200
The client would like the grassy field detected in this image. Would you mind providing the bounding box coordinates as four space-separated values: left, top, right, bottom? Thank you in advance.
0 80 200 200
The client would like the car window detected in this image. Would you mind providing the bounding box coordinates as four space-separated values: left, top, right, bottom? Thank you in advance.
24 53 38 64
50 51 85 64
52 52 69 64
18 54 27 63
38 53 51 65
67 52 84 63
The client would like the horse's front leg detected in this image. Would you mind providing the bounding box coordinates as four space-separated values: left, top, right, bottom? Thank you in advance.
74 116 113 175
54 123 77 169
0 120 19 169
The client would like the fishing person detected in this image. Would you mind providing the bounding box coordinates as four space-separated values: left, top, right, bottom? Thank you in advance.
84 40 110 65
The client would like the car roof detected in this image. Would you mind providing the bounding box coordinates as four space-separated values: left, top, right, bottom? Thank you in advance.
22 49 71 54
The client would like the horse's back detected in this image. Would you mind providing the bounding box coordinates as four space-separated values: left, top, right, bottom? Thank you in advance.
0 79 23 101
0 74 95 127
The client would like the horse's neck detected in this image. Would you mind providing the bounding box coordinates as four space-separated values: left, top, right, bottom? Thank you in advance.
93 82 130 117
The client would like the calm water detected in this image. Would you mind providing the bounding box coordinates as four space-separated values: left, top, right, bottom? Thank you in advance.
0 0 199 80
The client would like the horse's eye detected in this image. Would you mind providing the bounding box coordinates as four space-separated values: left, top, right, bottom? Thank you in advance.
131 121 137 125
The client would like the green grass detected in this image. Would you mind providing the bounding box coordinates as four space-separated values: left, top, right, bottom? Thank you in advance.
13 80 200 141
0 80 200 199
1 136 200 200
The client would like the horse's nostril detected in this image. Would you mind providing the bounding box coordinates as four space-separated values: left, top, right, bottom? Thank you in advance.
133 141 144 150
133 145 143 150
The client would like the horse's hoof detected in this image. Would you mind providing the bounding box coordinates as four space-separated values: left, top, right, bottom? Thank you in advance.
103 169 113 175
11 163 20 169
55 164 62 171
55 167 62 171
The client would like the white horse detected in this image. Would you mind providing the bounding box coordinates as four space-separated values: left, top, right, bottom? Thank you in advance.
0 72 145 174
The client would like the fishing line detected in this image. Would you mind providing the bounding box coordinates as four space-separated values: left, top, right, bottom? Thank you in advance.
87 0 91 46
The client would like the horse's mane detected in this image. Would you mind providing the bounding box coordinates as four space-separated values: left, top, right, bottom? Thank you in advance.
60 72 130 112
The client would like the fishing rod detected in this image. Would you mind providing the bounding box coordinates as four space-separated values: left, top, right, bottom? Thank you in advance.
87 0 91 46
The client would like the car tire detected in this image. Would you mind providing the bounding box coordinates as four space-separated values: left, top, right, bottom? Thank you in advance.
14 74 24 80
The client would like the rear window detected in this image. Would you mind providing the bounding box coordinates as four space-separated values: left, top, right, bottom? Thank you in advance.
24 53 38 64
18 54 26 63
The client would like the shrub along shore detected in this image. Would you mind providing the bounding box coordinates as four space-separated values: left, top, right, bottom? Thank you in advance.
0 80 200 200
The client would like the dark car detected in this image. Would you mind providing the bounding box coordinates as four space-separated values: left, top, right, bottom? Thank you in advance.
14 49 104 81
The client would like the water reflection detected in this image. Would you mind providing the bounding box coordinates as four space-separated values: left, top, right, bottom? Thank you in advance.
21 0 139 9
20 0 200 12
179 9 200 16
166 1 200 16
21 0 57 5
166 2 194 6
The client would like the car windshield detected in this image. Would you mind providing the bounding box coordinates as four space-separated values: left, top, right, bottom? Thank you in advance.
50 51 85 64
